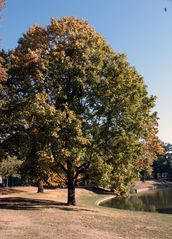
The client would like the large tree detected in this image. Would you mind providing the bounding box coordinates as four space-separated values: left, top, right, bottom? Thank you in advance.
7 17 160 205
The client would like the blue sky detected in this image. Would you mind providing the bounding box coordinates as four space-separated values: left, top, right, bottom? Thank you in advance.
1 0 172 143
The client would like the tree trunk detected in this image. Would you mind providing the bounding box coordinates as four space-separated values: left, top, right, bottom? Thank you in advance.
5 176 9 187
154 172 158 180
66 158 76 205
2 176 5 187
67 174 76 205
37 180 44 193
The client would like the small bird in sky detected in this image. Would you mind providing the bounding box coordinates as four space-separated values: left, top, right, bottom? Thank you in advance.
164 7 167 12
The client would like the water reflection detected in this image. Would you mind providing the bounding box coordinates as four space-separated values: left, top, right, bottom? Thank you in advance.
101 188 172 213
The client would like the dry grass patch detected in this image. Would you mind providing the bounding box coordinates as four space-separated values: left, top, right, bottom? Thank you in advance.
0 186 172 239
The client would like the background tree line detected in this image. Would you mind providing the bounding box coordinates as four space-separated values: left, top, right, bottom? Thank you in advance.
153 143 172 180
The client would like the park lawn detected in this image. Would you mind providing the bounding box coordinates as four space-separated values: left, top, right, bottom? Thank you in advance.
0 185 172 239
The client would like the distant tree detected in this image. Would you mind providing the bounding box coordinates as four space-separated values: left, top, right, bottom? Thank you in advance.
7 17 160 204
0 86 57 192
18 103 57 193
153 143 172 180
0 155 22 187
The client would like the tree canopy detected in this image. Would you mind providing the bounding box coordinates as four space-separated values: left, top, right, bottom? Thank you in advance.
1 17 162 204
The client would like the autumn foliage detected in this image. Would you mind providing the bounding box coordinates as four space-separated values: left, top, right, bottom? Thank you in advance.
0 0 5 10
1 17 163 204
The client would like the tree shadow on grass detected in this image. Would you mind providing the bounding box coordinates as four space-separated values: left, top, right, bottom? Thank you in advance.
0 197 65 210
0 188 25 195
0 197 98 213
157 208 172 214
58 206 98 213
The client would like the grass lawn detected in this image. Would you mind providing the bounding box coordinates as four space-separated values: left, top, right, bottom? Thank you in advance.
0 183 172 239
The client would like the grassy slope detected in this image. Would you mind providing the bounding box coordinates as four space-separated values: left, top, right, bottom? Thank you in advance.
0 184 172 239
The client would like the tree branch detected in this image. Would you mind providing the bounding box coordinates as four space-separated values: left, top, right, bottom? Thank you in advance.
51 144 68 174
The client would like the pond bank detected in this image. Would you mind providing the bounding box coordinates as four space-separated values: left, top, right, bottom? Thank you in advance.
136 180 172 193
96 180 172 206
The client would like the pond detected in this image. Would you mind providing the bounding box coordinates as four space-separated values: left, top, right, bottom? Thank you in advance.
100 187 172 214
